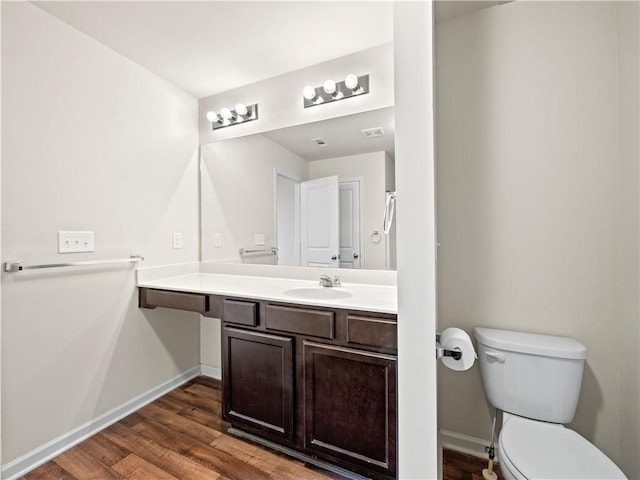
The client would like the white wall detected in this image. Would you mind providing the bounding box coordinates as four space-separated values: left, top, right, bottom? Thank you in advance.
435 1 639 476
309 151 390 269
1 2 200 468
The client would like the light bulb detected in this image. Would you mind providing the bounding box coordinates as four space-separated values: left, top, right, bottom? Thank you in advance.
235 103 248 116
345 74 359 90
303 85 317 100
206 111 220 123
323 79 337 95
220 108 234 120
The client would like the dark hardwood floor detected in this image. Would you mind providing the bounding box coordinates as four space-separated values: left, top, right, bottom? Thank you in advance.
21 376 501 480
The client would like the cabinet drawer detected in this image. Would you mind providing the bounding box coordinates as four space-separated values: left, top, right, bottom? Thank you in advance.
223 299 258 326
266 304 334 339
346 315 397 351
141 288 208 313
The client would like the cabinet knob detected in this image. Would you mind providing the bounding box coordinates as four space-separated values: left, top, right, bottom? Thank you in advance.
331 255 338 261
353 253 359 259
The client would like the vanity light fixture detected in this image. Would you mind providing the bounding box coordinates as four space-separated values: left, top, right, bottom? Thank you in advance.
302 73 369 108
206 102 258 130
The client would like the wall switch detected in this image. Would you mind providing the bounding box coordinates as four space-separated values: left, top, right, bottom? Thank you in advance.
172 232 183 249
213 233 222 248
254 233 265 246
58 231 95 253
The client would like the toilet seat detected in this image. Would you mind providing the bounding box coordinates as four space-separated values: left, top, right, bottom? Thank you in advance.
499 416 626 479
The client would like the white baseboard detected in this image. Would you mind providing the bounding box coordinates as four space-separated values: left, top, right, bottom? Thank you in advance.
1 366 201 480
439 429 500 463
200 364 222 379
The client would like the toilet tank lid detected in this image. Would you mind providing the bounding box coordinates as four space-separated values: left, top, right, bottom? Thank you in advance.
474 328 587 359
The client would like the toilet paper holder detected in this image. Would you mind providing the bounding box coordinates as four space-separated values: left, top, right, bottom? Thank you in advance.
435 334 463 360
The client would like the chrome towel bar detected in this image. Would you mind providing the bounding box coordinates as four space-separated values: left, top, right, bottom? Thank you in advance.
3 254 145 273
238 247 277 256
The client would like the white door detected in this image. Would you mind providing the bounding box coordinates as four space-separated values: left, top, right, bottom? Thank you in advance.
395 2 437 479
275 173 300 266
300 175 340 268
338 179 362 269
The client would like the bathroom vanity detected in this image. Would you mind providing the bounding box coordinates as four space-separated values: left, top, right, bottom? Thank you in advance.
138 273 397 480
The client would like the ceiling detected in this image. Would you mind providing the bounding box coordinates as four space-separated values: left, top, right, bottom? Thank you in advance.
33 1 507 100
264 107 395 162
33 1 394 99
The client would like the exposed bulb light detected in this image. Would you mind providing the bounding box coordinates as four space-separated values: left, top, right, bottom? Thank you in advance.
303 85 317 101
302 74 369 109
323 79 337 95
235 103 248 117
220 108 234 121
345 74 359 91
206 111 220 123
207 103 258 130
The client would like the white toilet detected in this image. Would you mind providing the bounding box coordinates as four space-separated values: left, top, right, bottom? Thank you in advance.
474 327 626 480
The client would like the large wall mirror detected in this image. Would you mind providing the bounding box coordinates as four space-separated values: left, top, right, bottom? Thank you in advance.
200 106 396 270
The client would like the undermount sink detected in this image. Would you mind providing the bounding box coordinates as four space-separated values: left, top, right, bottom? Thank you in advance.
282 286 352 300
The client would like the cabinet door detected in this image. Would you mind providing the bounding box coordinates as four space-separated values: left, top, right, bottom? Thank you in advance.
303 341 397 477
222 327 294 442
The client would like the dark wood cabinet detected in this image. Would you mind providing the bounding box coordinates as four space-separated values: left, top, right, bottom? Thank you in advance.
222 327 294 443
303 341 397 477
139 288 208 313
139 287 397 479
221 300 398 480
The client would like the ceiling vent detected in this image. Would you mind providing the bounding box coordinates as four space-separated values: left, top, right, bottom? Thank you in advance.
361 127 385 138
311 137 328 147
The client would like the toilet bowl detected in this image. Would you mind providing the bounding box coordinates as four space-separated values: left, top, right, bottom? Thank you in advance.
474 328 626 480
498 413 625 480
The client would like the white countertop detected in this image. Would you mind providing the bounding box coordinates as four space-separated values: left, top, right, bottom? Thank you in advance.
138 272 397 314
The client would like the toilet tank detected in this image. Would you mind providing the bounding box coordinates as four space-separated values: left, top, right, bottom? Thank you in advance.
474 328 587 424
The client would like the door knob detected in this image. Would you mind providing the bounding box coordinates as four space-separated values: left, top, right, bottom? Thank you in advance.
353 253 359 259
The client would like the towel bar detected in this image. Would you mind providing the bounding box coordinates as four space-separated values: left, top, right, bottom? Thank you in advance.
3 254 145 272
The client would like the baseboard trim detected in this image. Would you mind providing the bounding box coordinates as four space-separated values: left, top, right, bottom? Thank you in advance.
200 364 222 379
1 366 201 480
439 429 500 463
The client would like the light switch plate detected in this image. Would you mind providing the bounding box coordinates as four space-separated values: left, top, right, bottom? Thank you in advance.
58 231 95 253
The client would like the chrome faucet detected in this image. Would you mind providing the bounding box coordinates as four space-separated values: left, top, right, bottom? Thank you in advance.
319 275 341 287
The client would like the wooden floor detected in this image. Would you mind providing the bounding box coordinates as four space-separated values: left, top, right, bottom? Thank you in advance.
21 376 501 480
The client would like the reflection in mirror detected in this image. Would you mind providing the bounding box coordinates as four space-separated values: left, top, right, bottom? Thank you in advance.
201 107 396 270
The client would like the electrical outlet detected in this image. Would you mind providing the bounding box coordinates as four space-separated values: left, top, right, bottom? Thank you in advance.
213 233 222 247
172 232 183 249
58 231 95 253
254 233 265 246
